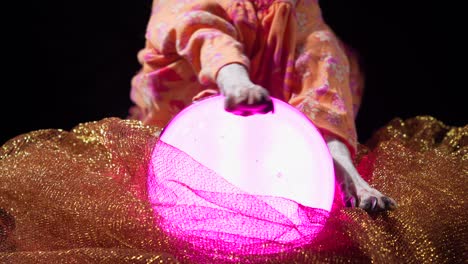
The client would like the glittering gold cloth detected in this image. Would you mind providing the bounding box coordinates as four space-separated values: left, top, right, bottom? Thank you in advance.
1 116 466 263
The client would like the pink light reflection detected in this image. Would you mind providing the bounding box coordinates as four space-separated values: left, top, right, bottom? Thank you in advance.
148 96 335 258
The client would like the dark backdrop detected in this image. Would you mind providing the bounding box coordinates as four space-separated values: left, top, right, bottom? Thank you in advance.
2 1 464 145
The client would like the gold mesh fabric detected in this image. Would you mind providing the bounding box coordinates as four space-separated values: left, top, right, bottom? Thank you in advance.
1 116 466 263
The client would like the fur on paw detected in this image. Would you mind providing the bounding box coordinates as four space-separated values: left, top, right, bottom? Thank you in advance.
343 183 397 212
222 84 274 116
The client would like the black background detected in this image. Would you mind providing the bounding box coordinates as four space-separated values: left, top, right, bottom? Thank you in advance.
2 1 465 145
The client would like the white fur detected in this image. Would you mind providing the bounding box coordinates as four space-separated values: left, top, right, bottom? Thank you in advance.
326 137 396 211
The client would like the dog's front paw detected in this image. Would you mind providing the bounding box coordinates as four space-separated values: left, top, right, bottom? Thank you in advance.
342 182 398 212
327 137 397 213
216 63 273 116
222 83 273 116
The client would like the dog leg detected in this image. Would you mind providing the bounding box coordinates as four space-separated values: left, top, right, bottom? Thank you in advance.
326 137 397 212
216 63 273 116
217 64 396 212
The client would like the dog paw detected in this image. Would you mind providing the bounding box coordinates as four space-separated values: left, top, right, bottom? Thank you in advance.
343 183 397 212
327 138 397 213
222 83 274 116
216 63 274 116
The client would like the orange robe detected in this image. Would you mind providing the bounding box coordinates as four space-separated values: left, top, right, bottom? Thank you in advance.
129 0 364 155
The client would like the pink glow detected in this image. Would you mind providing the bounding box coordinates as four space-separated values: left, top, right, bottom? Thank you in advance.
159 96 334 211
148 96 335 259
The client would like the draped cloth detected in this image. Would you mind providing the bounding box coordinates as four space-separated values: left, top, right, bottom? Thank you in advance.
130 0 363 156
1 116 466 263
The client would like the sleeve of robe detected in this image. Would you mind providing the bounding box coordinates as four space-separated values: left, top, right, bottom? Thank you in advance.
146 0 251 85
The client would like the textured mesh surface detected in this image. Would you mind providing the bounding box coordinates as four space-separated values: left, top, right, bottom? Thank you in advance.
148 141 330 262
1 116 466 263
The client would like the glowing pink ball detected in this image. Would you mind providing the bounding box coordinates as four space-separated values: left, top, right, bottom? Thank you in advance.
148 95 336 258
158 96 335 211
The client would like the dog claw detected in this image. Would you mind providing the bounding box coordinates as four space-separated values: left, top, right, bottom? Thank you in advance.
345 196 357 208
382 196 397 210
360 196 377 211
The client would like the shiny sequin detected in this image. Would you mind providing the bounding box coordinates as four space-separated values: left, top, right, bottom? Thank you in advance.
0 116 466 263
